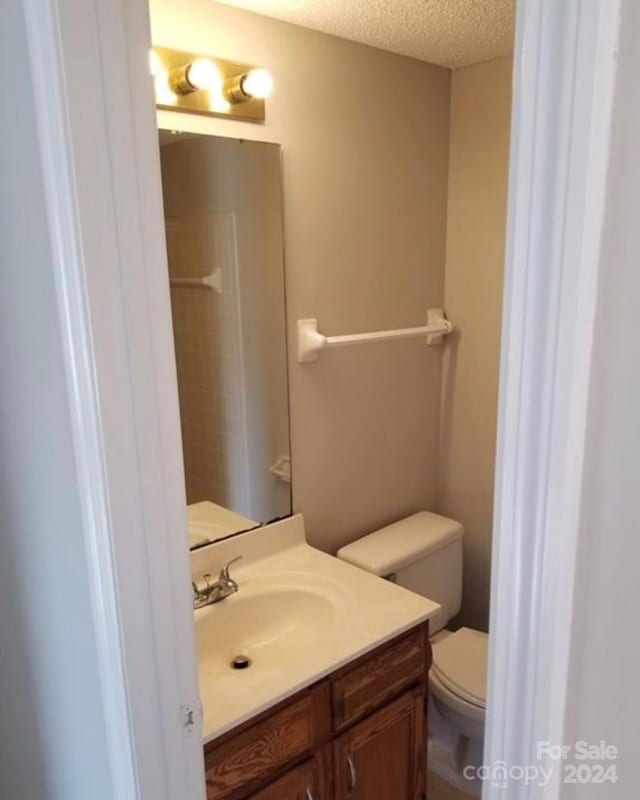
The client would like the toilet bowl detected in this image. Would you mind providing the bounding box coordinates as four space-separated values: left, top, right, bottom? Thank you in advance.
337 512 487 798
428 628 487 795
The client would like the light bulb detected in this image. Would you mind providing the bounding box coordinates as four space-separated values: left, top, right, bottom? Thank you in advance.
186 59 222 91
150 50 177 105
149 49 162 77
155 74 177 105
241 68 274 100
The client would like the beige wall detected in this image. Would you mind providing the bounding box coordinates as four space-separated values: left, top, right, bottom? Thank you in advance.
437 57 512 632
150 0 451 553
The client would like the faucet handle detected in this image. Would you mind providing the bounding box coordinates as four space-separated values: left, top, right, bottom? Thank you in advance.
219 556 242 583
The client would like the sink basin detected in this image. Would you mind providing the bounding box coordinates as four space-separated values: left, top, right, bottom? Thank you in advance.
191 515 440 743
195 585 339 670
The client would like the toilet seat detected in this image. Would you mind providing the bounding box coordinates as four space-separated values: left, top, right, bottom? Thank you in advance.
431 627 488 712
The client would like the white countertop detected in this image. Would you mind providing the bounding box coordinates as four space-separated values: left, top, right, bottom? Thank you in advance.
187 500 258 548
192 515 440 744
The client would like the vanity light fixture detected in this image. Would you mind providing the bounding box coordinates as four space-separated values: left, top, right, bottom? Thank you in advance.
169 58 222 95
224 68 274 103
151 46 273 122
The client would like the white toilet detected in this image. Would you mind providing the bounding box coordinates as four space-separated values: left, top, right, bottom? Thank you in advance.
337 511 488 797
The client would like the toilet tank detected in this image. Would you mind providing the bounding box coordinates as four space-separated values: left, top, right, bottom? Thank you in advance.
337 512 463 634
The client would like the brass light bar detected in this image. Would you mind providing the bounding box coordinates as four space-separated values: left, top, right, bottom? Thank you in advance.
151 46 272 123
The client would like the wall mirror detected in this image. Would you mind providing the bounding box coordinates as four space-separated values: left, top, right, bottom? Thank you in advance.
158 131 291 549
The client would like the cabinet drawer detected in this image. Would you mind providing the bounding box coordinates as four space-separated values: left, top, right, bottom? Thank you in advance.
204 694 317 800
331 627 427 731
249 753 327 800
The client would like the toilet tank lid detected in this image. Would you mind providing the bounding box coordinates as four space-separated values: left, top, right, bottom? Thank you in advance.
337 511 463 576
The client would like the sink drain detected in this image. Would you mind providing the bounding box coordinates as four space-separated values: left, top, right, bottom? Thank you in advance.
230 654 252 670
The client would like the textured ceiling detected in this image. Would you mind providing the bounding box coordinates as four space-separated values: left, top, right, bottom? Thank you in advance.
214 0 514 68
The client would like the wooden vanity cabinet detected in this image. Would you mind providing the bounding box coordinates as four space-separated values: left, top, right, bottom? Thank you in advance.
333 688 425 800
203 622 431 800
248 753 329 800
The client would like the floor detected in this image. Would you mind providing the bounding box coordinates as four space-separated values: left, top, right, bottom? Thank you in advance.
427 770 475 800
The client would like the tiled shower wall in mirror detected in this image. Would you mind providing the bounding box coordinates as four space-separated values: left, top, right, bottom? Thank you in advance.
166 211 251 511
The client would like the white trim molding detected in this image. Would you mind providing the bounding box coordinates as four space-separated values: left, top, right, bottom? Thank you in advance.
485 1 622 798
18 0 629 796
21 0 205 798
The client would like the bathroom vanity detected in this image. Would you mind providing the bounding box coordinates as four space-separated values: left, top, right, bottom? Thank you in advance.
191 516 440 800
204 623 431 800
203 622 430 800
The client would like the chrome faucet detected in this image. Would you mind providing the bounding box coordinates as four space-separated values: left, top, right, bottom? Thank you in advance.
192 556 242 609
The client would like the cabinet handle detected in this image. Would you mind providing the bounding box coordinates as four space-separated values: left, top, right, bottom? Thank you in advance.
346 754 357 795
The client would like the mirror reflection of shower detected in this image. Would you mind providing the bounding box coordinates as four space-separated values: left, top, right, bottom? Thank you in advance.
159 132 291 548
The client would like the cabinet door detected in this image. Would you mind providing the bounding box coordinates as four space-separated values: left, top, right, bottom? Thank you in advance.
250 754 326 800
333 689 425 800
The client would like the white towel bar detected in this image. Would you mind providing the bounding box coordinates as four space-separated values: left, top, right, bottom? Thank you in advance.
297 308 452 363
169 269 222 292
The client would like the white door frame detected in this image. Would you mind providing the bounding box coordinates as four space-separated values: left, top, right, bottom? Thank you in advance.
21 0 205 798
20 0 624 797
485 0 622 798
